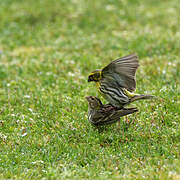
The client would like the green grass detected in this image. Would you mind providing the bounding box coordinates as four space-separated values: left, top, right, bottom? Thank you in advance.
0 0 180 179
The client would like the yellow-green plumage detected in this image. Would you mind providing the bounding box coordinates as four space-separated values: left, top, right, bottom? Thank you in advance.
88 54 154 108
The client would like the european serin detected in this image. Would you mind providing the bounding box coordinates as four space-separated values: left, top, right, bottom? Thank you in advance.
88 54 154 108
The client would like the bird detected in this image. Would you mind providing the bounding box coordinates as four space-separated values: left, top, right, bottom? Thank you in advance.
85 96 138 126
88 53 154 108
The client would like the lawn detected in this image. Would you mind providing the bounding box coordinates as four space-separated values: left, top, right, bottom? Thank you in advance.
0 0 179 179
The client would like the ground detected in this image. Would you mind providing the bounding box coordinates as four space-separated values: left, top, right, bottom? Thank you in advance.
0 0 179 179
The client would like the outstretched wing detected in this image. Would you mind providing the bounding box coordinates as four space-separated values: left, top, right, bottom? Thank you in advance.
102 54 139 92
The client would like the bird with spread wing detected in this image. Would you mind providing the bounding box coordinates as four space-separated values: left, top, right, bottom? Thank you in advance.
88 54 154 108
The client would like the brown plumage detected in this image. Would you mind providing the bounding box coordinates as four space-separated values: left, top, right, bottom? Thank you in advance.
85 96 138 126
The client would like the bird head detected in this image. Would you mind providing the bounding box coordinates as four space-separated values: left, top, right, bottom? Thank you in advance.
88 69 102 82
85 96 103 109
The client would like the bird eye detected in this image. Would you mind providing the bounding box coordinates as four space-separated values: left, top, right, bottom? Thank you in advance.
91 97 94 100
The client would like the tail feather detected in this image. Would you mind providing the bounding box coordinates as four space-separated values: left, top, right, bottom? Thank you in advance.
130 94 155 103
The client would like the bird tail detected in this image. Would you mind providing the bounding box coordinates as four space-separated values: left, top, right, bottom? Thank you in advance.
130 94 155 103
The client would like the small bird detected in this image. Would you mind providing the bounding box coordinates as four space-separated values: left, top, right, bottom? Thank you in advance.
85 96 138 126
88 54 154 108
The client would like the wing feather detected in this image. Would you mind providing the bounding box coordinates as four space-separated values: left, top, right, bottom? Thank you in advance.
91 107 138 126
102 54 139 92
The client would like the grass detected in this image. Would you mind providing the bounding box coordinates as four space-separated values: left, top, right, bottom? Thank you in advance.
0 0 179 179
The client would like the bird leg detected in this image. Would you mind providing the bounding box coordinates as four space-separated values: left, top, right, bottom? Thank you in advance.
118 120 121 128
125 115 130 124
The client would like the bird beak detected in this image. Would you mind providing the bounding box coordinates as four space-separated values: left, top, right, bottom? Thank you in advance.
85 96 90 101
88 76 91 82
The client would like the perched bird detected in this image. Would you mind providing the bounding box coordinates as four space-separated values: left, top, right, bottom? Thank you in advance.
85 96 138 126
88 54 154 108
